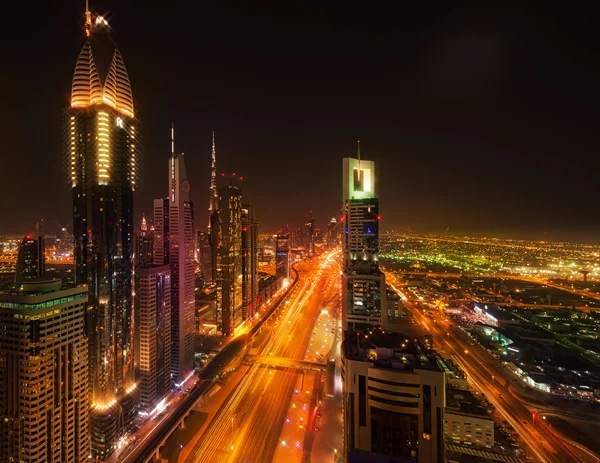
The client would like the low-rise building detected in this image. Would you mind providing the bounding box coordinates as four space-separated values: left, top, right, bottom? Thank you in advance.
444 389 494 449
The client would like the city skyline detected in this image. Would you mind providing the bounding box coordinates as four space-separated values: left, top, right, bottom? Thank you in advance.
2 3 600 241
4 3 600 463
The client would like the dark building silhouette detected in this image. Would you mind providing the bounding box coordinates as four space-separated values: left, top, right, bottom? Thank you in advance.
14 223 45 288
241 204 258 320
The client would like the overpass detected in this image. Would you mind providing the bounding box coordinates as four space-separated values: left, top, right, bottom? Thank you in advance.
245 354 327 372
120 266 300 463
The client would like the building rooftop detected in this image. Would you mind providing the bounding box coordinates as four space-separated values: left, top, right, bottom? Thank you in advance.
343 329 441 372
0 279 87 311
445 389 490 418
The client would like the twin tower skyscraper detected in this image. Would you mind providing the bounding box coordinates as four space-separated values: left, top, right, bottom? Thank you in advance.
68 3 193 459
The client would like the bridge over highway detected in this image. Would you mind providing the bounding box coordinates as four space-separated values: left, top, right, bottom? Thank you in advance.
245 354 327 371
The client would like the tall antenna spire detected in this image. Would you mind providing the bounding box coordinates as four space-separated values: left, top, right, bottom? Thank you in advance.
211 131 217 190
208 131 219 233
171 123 175 157
357 140 361 181
85 0 92 37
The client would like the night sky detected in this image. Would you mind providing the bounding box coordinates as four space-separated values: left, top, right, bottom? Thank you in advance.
1 2 599 241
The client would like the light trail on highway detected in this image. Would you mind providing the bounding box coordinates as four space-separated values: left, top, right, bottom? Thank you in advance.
387 273 594 463
187 250 341 463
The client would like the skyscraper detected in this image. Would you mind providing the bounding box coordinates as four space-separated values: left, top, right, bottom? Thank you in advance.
208 133 220 284
68 5 138 457
153 198 170 266
241 204 258 320
135 265 171 413
341 148 386 331
167 126 196 383
341 145 445 462
208 131 218 234
276 232 290 281
197 230 213 283
135 214 154 266
216 177 243 336
14 222 45 288
0 279 89 463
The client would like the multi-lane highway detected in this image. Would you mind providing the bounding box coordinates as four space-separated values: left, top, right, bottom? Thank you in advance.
186 250 341 463
386 273 599 463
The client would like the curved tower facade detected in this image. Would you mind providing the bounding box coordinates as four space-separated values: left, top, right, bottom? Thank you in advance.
68 5 139 459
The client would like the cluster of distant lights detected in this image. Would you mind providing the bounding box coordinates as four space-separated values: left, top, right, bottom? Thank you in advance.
380 234 600 280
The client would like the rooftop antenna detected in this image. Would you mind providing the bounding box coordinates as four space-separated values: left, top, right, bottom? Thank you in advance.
85 0 92 37
171 123 175 157
357 140 361 182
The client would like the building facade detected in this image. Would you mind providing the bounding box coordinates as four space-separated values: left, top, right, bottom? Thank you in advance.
167 128 196 383
216 181 243 336
276 232 290 282
0 279 89 463
197 231 212 284
135 266 171 413
68 8 138 457
153 198 170 266
14 225 45 288
241 204 258 320
342 154 388 331
343 332 446 463
135 214 154 266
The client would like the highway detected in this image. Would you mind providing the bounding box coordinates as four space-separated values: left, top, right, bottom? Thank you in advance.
111 264 299 463
387 273 599 463
187 250 341 463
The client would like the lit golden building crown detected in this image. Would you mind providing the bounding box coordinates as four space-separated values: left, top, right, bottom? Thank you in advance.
70 3 134 118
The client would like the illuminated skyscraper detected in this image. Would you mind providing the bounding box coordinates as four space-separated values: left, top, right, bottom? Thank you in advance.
215 177 243 336
341 144 445 463
208 133 220 283
197 231 213 283
14 223 45 288
341 145 386 331
276 232 290 281
134 265 171 413
68 4 138 458
135 214 154 266
153 198 170 266
241 204 258 320
0 279 89 463
166 126 196 383
208 131 218 234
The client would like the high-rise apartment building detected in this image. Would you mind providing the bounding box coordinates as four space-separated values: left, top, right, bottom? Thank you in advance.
0 279 89 463
276 232 290 281
216 179 243 336
14 223 45 288
135 214 154 266
135 265 171 413
167 126 196 383
68 6 138 457
241 204 258 320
